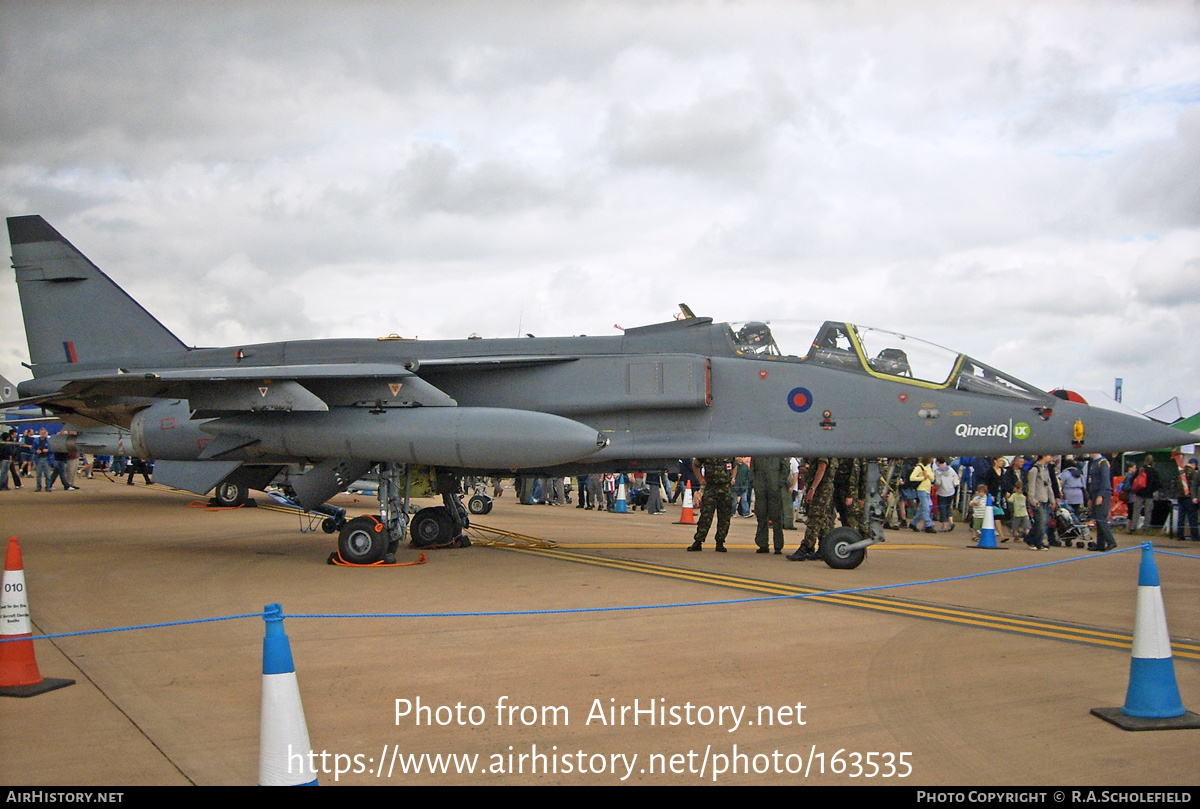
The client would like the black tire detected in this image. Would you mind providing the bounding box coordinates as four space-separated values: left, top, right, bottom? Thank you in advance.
411 506 455 547
483 500 493 515
213 480 249 507
467 494 491 515
821 527 867 570
338 516 387 564
321 517 339 534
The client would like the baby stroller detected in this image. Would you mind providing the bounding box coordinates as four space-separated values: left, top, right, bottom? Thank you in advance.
627 487 651 510
1052 504 1091 548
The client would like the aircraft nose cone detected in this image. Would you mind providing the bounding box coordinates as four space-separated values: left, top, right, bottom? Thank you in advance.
1075 406 1190 454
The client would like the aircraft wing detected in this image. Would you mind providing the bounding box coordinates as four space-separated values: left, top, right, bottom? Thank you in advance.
16 362 470 433
24 358 578 403
23 362 457 417
416 355 578 369
35 361 421 388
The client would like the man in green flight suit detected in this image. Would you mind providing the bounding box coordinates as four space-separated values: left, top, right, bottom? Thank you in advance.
688 457 734 552
751 456 791 554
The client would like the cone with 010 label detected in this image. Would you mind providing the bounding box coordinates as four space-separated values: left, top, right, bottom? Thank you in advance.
259 603 319 785
1091 544 1200 730
0 536 74 697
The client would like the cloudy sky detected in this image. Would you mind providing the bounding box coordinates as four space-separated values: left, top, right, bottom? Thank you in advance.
1 1 1197 412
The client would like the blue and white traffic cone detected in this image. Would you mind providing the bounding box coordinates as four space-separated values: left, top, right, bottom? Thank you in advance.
1092 544 1199 730
259 603 319 785
615 475 629 513
973 496 1001 549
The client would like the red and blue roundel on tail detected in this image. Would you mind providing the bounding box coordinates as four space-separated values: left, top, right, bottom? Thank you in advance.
787 386 813 413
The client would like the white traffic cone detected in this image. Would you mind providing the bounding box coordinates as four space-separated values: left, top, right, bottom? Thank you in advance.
259 603 319 785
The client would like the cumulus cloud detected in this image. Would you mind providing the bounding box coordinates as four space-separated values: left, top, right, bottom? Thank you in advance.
387 142 590 217
183 253 320 345
1116 107 1200 229
1131 230 1200 307
602 89 779 181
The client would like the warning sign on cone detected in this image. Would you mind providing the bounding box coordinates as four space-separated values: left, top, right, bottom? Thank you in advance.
1 536 74 698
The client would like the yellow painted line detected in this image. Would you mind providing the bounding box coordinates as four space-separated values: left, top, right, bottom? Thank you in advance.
501 546 1200 661
545 542 944 550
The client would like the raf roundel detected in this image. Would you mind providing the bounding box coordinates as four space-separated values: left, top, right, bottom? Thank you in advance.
787 386 814 413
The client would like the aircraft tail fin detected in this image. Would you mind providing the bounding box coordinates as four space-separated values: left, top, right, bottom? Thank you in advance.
7 216 187 371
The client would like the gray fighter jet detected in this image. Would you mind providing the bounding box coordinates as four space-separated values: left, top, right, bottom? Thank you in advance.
6 215 1185 567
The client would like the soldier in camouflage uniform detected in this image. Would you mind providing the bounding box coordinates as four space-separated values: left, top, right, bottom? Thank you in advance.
834 457 869 536
688 457 734 552
788 456 834 561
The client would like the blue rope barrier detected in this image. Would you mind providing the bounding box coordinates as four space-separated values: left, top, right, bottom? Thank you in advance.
8 541 1194 642
9 613 261 642
1154 549 1200 560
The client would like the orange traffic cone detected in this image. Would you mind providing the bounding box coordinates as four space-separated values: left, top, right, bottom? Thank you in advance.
675 481 696 525
0 537 74 697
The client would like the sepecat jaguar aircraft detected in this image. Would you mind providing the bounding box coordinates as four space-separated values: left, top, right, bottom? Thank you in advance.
6 215 1184 567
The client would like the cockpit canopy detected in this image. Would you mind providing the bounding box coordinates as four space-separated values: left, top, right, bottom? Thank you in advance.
728 320 1046 401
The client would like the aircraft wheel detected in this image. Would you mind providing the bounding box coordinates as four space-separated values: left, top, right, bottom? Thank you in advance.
213 481 249 508
338 517 386 564
821 527 866 570
322 517 339 534
483 500 494 515
411 506 455 547
467 494 491 515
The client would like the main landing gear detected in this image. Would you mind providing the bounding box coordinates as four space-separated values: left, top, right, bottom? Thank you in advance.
213 480 250 508
410 469 470 549
335 464 469 563
467 493 493 515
